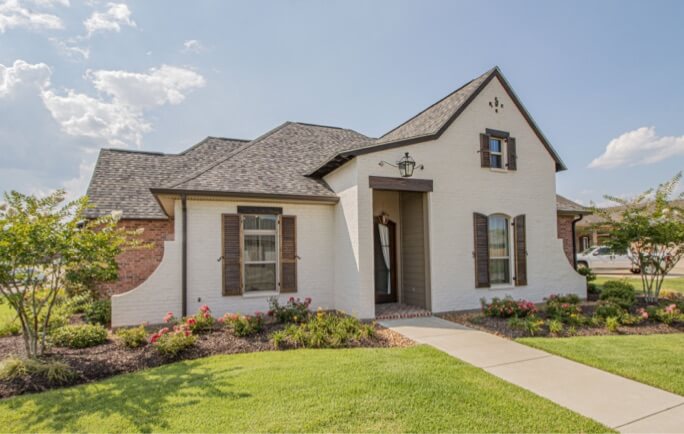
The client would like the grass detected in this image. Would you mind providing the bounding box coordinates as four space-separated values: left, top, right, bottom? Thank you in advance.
0 346 609 433
594 275 684 294
0 302 15 324
519 334 684 397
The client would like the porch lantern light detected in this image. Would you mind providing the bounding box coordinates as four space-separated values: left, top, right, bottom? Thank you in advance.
378 152 424 178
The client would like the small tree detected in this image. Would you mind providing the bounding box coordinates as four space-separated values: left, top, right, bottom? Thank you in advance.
0 190 141 357
592 173 684 303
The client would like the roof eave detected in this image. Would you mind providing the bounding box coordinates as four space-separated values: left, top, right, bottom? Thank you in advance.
150 188 340 204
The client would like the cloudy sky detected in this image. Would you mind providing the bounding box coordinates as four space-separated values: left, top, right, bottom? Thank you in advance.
1 0 683 205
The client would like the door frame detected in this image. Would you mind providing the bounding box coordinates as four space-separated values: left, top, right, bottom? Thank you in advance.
374 219 398 304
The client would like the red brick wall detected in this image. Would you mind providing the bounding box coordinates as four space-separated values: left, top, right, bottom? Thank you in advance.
97 219 174 296
557 215 575 265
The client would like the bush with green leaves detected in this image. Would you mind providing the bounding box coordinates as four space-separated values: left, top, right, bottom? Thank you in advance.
268 296 311 323
594 300 625 319
654 304 684 325
599 280 636 309
50 324 108 348
0 320 20 337
83 299 111 326
220 313 264 337
115 325 148 348
547 319 564 335
544 294 585 325
184 305 216 334
272 311 374 349
605 316 621 333
150 324 196 358
480 297 537 318
577 267 596 282
507 315 544 336
0 356 74 384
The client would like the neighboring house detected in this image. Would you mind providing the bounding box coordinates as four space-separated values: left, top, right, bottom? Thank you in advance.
556 195 592 267
86 66 587 327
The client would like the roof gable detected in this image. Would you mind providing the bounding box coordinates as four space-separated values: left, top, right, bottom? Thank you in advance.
309 66 566 177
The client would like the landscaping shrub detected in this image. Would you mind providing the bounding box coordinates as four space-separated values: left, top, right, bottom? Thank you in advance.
0 356 74 384
83 299 111 326
61 293 94 314
185 305 216 333
272 311 374 349
605 317 621 333
115 325 148 348
481 297 537 318
587 283 601 298
654 304 684 325
50 324 108 348
661 291 684 311
594 300 625 319
150 324 196 357
268 296 311 323
0 320 20 337
600 280 636 309
220 313 264 337
547 319 564 335
507 315 544 336
577 266 596 283
545 294 585 326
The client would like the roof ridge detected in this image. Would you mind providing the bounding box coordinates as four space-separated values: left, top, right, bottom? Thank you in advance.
379 66 497 140
103 148 167 156
177 136 250 156
163 122 293 189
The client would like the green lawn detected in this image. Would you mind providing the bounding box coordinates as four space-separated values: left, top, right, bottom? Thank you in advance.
0 346 608 433
594 275 684 294
0 302 15 323
519 334 684 396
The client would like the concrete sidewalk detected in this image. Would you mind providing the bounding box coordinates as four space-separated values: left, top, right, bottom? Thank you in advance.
380 316 684 433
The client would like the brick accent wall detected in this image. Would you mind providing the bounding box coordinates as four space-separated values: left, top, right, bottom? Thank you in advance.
557 215 575 265
97 219 174 296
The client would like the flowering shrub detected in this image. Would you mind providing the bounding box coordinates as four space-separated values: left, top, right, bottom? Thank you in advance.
150 324 196 357
220 312 264 337
271 310 374 349
115 324 148 348
507 315 544 336
593 300 625 319
268 296 311 323
544 294 584 325
655 304 684 325
185 305 216 334
599 280 636 309
480 297 537 318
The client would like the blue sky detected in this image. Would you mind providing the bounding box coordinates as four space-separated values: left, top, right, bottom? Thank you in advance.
1 0 683 205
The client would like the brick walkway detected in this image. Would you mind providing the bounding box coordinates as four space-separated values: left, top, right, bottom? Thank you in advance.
375 303 432 320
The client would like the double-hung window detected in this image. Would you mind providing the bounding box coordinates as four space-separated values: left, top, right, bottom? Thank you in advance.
242 214 278 292
489 137 504 169
488 214 510 284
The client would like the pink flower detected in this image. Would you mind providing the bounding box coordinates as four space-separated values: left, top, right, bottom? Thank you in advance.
254 311 264 317
163 312 174 323
149 333 160 343
664 304 677 314
217 317 225 324
159 327 169 334
202 312 211 319
184 330 191 337
638 308 649 319
200 304 210 313
186 317 197 326
304 297 312 305
288 297 295 303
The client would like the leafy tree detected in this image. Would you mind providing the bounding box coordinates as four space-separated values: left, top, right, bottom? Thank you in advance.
592 173 684 303
0 190 141 357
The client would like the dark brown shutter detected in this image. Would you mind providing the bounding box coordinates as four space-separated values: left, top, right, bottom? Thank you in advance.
514 214 527 286
480 133 490 168
507 137 517 170
280 215 297 293
473 213 490 288
222 214 242 296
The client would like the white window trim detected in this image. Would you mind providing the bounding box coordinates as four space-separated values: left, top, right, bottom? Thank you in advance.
488 135 508 172
488 214 513 286
242 214 280 294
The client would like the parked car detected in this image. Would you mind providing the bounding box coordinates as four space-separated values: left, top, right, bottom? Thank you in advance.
576 246 639 274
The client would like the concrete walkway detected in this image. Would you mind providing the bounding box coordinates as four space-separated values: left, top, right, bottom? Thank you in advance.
380 316 684 433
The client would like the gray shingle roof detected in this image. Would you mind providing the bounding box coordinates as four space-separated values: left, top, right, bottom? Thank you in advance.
161 122 369 198
556 195 591 215
85 137 249 219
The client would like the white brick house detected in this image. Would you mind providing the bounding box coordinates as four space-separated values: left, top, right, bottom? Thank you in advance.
85 67 587 327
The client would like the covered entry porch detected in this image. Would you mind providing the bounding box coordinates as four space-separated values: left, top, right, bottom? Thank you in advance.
370 176 432 319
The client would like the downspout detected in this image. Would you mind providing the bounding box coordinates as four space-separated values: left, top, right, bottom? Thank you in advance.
571 214 583 270
181 194 188 317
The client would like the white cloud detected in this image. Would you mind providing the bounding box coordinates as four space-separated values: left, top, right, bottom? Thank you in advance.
589 127 684 169
182 39 205 54
49 37 90 60
83 2 134 37
42 89 150 147
0 0 64 32
0 59 51 97
88 65 206 108
30 0 69 7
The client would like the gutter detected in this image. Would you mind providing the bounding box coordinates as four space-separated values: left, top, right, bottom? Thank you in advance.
181 194 188 317
571 214 584 270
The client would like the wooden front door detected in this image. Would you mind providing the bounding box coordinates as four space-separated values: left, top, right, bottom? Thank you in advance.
374 220 397 303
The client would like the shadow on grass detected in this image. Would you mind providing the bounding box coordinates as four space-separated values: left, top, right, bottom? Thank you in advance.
5 359 250 432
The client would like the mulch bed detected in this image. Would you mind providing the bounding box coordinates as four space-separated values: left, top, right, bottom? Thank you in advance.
0 323 413 399
439 301 684 340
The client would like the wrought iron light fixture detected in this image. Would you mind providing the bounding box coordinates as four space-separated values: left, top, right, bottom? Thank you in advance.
378 152 424 178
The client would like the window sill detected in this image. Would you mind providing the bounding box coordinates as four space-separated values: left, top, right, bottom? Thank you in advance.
242 291 279 299
487 284 515 291
489 168 508 173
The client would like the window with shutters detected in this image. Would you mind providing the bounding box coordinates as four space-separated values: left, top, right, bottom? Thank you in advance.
242 214 278 292
488 214 511 285
480 130 516 171
489 137 504 169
